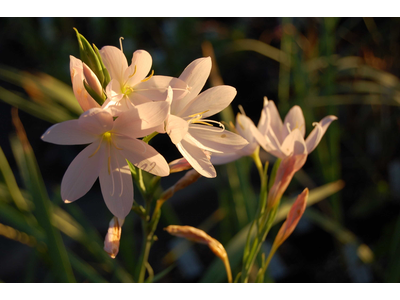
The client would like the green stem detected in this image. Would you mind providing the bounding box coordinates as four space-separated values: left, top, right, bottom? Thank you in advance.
142 132 159 144
138 232 153 283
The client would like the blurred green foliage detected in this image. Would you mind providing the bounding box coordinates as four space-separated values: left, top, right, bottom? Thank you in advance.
0 17 400 282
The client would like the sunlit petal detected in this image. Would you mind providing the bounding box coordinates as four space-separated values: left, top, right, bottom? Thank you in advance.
174 57 212 113
305 115 338 154
99 147 133 219
178 86 236 119
112 101 169 138
41 120 98 145
115 136 170 177
134 75 188 102
166 115 189 144
125 49 152 86
177 137 216 178
100 46 128 84
61 141 105 203
188 124 248 154
78 108 114 135
266 100 284 144
282 105 306 138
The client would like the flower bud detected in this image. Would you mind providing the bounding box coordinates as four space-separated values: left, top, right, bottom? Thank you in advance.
104 217 125 259
164 225 232 283
83 62 103 98
272 188 308 249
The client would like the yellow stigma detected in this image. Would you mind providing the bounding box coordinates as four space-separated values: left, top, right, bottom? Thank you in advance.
104 132 112 141
122 85 134 96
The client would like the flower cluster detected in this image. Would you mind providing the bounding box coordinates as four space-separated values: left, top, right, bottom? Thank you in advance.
40 32 338 279
42 41 248 219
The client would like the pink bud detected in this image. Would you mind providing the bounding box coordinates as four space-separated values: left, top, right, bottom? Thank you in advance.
82 62 103 97
272 188 308 249
104 217 125 259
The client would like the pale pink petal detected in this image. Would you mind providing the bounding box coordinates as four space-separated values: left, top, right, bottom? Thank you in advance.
266 100 284 144
188 124 248 154
100 46 128 85
112 101 169 138
134 76 188 103
210 152 242 165
280 128 306 157
173 57 212 113
102 95 135 115
125 50 153 86
41 120 98 145
178 86 236 119
169 157 193 173
166 115 189 144
114 136 170 177
78 108 114 135
105 78 124 99
282 105 306 138
99 147 133 219
256 97 270 135
127 93 154 106
250 124 285 159
70 56 100 112
177 137 216 178
61 141 105 203
236 114 256 145
305 115 338 154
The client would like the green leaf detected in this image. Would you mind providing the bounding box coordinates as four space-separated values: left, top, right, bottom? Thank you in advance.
9 126 75 282
74 28 104 87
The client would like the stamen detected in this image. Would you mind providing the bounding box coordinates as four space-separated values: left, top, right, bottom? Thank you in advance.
128 65 137 78
114 154 124 197
238 105 246 116
89 135 104 158
286 122 291 133
108 156 111 175
141 70 154 82
110 135 123 150
119 37 124 52
187 110 209 118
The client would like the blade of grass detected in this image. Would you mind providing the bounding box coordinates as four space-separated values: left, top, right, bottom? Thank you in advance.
10 109 75 282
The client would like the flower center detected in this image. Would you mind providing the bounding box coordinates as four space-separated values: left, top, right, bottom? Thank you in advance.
122 85 134 96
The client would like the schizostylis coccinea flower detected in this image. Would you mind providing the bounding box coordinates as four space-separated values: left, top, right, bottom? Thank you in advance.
251 98 337 159
41 101 170 219
164 57 248 178
99 45 188 112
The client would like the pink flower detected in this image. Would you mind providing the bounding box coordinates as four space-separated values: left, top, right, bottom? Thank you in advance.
41 102 170 219
99 46 188 112
165 57 248 178
251 98 337 159
250 99 337 208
